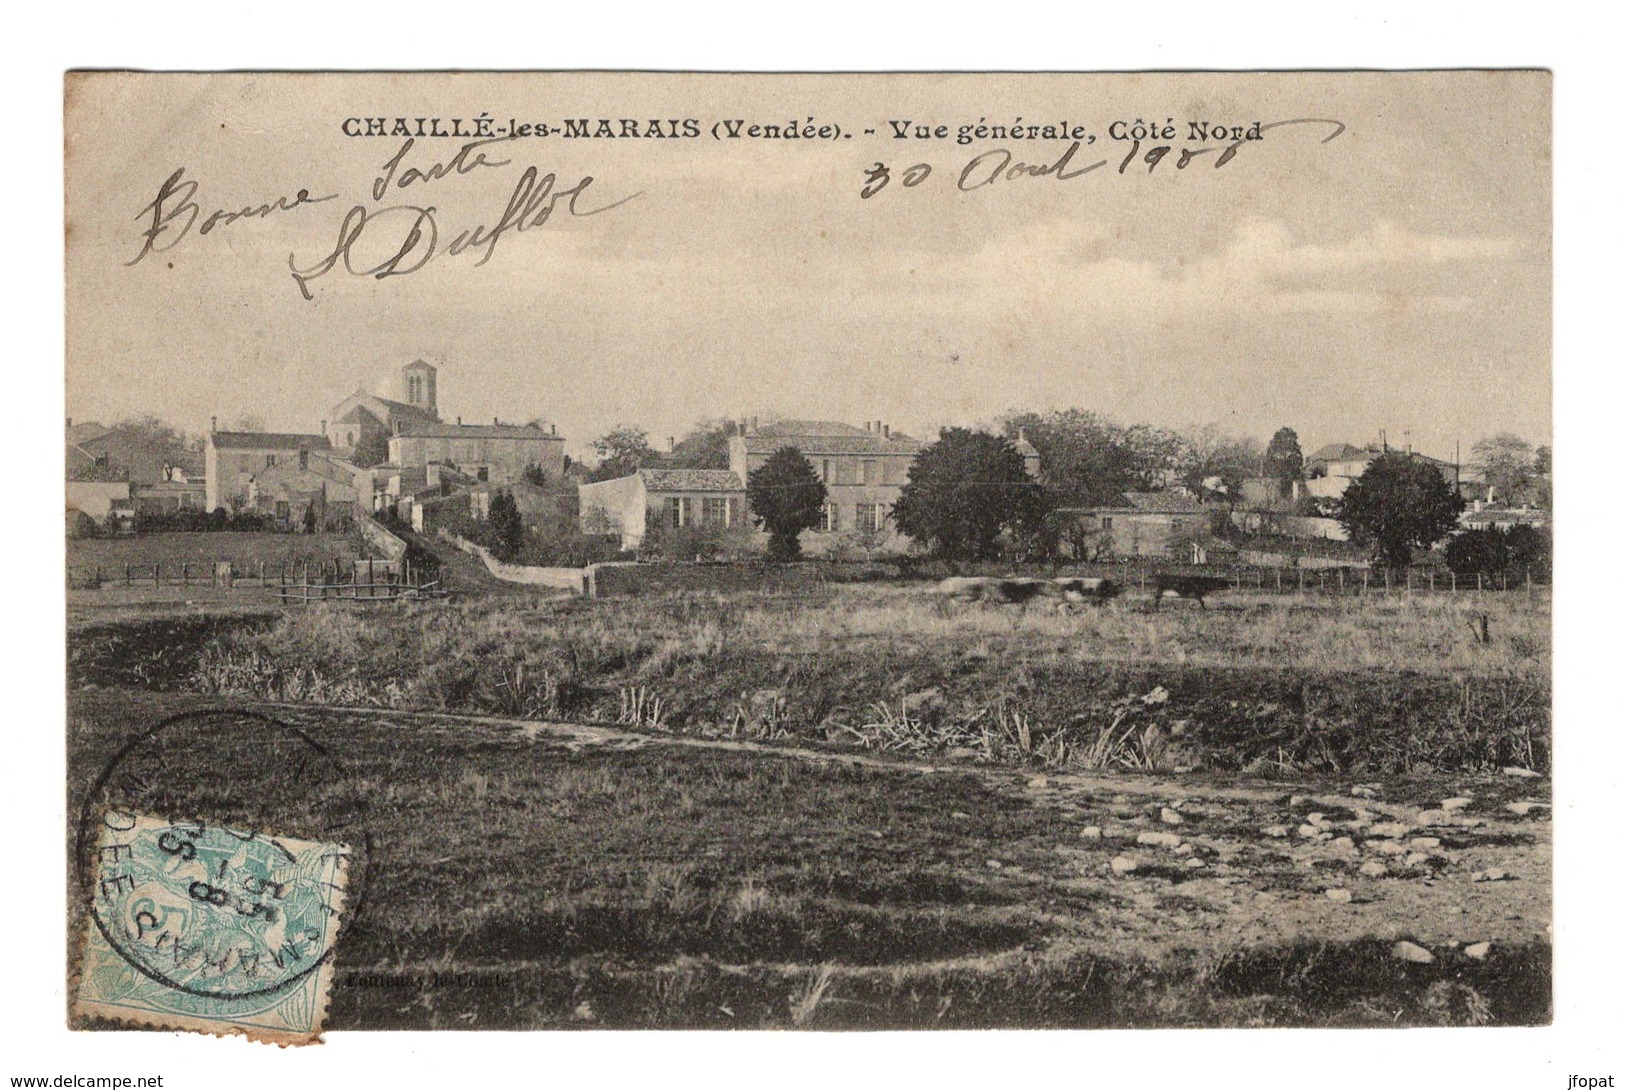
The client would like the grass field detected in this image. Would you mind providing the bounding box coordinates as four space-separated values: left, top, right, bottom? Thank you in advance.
111 585 1551 777
67 689 1551 1030
65 579 1552 1028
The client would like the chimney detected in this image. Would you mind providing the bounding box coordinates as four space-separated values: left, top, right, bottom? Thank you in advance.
1018 426 1027 444
883 424 891 439
456 416 462 426
210 416 217 433
551 423 557 436
320 419 327 435
751 415 759 432
668 436 676 452
493 416 499 426
864 421 872 433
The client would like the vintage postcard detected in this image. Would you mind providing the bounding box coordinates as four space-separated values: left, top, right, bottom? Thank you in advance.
65 70 1551 1035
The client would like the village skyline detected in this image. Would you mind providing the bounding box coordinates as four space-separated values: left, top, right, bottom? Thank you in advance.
65 352 1546 468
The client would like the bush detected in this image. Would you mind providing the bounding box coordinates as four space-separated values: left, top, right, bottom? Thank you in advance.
1445 528 1510 576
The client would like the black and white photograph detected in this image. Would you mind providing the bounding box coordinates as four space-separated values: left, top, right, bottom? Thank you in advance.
28 49 1608 1082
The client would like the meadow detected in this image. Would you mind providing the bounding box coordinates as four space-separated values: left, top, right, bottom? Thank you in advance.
67 689 1552 1030
74 582 1551 777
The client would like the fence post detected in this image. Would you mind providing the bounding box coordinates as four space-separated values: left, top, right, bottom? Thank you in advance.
182 563 188 586
1362 569 1368 594
1297 568 1304 594
1451 571 1456 593
1384 568 1391 594
1276 568 1282 591
95 565 102 588
125 564 131 587
1527 566 1534 599
1477 573 1483 592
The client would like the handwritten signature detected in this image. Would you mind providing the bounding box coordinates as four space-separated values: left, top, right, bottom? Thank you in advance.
288 166 638 300
126 137 642 299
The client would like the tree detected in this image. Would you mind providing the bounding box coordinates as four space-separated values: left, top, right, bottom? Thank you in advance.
892 428 1049 560
352 432 391 468
521 463 548 487
1505 524 1552 579
1177 423 1264 500
1472 433 1537 505
666 418 740 470
746 447 826 560
1445 528 1509 576
588 426 660 483
1336 453 1464 571
301 503 317 534
1003 409 1180 506
1263 427 1304 484
488 489 525 558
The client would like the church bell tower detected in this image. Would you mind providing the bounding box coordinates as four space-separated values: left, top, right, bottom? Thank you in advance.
401 359 439 419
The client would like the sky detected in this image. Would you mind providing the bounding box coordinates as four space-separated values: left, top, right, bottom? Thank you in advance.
64 71 1550 463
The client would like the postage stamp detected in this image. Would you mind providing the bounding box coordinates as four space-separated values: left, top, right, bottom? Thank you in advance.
75 811 350 1045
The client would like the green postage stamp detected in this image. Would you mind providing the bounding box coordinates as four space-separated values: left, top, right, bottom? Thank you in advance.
75 810 350 1045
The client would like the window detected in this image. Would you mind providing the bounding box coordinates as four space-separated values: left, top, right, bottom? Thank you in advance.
477 467 489 482
863 459 878 485
1170 519 1183 533
408 375 422 403
265 454 277 468
701 497 730 527
819 503 840 533
299 449 309 471
667 496 689 528
1101 516 1114 530
855 503 883 534
821 459 832 483
274 501 290 521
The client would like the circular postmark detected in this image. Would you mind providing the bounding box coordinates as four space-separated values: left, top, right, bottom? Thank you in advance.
76 708 372 1004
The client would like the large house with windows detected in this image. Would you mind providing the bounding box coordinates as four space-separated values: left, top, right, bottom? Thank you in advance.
204 428 334 513
577 468 745 550
726 418 1038 553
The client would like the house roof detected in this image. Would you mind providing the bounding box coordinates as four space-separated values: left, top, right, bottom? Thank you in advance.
739 420 921 456
639 469 744 492
1306 442 1373 464
395 423 562 440
210 431 332 451
1123 491 1206 513
66 421 111 445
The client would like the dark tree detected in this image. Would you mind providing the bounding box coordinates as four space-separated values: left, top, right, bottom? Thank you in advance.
1263 427 1304 484
1445 528 1509 576
1505 524 1552 579
521 463 548 487
746 447 826 560
1336 453 1464 571
351 432 391 468
589 426 661 483
488 489 525 557
1003 409 1181 505
301 504 317 534
892 428 1049 561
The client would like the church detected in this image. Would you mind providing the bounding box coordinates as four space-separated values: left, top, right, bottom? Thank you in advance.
327 359 442 465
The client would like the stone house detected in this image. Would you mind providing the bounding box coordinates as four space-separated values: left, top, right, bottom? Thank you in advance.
1064 491 1213 561
245 450 362 529
205 429 334 513
578 468 745 551
724 418 1040 554
389 421 566 486
1303 443 1458 500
